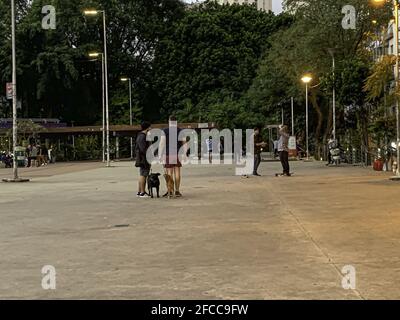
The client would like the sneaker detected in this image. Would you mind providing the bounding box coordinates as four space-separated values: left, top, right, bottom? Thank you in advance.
253 173 261 176
139 193 150 198
163 192 173 198
136 192 141 197
175 191 182 198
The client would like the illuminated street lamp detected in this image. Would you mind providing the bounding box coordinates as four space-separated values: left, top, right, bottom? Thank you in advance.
84 9 111 167
301 75 312 160
120 77 134 160
89 52 106 163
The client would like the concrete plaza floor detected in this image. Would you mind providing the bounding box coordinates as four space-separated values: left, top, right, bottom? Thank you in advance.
0 160 400 299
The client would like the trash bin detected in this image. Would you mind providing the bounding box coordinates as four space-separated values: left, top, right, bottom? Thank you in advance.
373 159 384 171
15 146 26 168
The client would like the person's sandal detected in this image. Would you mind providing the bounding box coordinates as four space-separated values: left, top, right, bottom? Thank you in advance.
175 191 182 198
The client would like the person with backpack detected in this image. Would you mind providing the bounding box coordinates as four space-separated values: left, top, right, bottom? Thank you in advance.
135 122 152 198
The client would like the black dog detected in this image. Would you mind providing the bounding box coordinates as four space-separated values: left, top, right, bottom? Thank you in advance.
147 173 161 198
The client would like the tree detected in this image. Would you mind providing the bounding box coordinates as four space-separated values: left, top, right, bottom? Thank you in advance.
0 0 185 125
246 0 391 158
153 1 291 123
364 55 397 162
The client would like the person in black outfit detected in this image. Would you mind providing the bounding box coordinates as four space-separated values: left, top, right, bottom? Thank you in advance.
135 122 152 198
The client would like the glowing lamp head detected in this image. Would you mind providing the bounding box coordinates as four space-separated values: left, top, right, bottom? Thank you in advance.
84 10 99 16
301 75 313 84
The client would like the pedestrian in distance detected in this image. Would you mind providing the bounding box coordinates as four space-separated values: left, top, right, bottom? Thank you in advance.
277 125 291 177
206 136 213 164
253 127 267 176
326 136 337 166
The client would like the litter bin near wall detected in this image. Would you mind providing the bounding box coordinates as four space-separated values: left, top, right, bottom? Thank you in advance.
15 146 26 168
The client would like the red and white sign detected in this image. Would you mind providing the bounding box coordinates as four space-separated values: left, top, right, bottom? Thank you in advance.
6 83 13 100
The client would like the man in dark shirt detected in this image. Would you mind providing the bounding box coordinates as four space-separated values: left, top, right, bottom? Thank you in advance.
253 127 267 176
278 125 291 176
135 121 152 198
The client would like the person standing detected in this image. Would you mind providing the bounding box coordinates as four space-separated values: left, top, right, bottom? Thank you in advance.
326 136 337 166
48 145 53 164
160 116 187 198
206 136 213 164
29 144 38 168
278 125 291 177
253 127 267 176
41 145 48 165
135 122 152 198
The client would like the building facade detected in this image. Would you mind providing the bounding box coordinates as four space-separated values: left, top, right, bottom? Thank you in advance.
217 0 273 12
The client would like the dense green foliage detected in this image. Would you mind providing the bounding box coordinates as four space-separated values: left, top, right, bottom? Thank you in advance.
0 0 396 160
0 0 185 124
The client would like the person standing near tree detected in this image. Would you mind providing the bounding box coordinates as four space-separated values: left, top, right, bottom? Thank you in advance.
278 125 291 177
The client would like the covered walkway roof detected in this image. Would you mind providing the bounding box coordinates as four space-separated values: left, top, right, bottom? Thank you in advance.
0 122 217 138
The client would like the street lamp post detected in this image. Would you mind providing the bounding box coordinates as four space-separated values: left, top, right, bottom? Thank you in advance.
11 0 17 179
301 75 313 160
89 52 105 163
121 77 133 160
394 0 400 177
3 0 29 183
85 10 110 167
291 97 295 136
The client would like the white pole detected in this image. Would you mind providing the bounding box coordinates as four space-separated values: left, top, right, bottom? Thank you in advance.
332 54 336 142
129 78 133 160
291 97 294 136
394 1 400 176
103 11 110 167
101 53 105 163
11 0 18 180
306 83 309 160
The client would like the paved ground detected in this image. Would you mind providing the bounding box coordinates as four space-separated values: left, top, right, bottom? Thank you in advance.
0 160 400 299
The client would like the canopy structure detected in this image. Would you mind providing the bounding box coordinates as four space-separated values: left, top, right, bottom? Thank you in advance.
0 122 217 138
